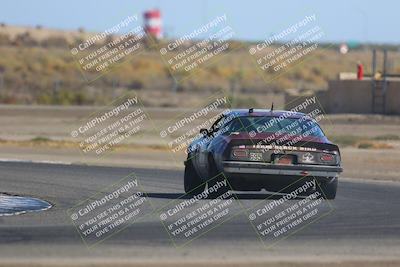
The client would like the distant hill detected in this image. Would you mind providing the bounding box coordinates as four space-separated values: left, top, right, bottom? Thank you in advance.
0 24 398 106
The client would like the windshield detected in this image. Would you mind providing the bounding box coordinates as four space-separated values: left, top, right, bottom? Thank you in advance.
225 116 325 137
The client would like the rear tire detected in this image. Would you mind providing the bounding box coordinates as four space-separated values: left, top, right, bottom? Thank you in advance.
318 177 338 200
184 159 206 195
207 156 229 198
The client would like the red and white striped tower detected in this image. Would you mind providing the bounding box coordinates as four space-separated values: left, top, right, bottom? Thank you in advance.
143 9 162 39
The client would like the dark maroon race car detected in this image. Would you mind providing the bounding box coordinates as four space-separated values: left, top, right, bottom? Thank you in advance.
184 109 342 199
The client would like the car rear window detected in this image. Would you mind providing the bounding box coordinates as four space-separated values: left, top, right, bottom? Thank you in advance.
226 116 325 137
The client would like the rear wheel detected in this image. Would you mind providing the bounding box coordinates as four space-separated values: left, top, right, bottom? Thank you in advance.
184 159 206 195
317 177 338 200
207 156 229 198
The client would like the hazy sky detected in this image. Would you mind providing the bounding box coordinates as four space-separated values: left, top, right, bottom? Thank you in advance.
1 0 399 44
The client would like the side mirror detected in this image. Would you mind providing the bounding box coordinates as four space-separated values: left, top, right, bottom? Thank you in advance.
199 128 208 136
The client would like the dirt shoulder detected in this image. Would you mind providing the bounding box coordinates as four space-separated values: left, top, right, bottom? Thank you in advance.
0 105 399 182
1 258 400 267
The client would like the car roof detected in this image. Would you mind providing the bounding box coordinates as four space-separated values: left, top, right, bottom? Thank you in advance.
225 109 307 119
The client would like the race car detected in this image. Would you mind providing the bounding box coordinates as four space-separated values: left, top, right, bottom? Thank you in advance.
184 109 342 199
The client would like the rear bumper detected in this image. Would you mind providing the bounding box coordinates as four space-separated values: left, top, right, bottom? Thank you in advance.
223 160 343 177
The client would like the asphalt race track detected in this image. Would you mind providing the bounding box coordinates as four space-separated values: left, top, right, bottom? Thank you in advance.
0 161 400 261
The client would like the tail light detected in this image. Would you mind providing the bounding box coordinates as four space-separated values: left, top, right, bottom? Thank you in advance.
320 153 334 162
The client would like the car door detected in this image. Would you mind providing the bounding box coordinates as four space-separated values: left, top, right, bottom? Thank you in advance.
193 115 226 180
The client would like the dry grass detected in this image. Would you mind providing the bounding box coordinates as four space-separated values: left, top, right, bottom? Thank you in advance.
0 25 397 106
326 135 395 149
